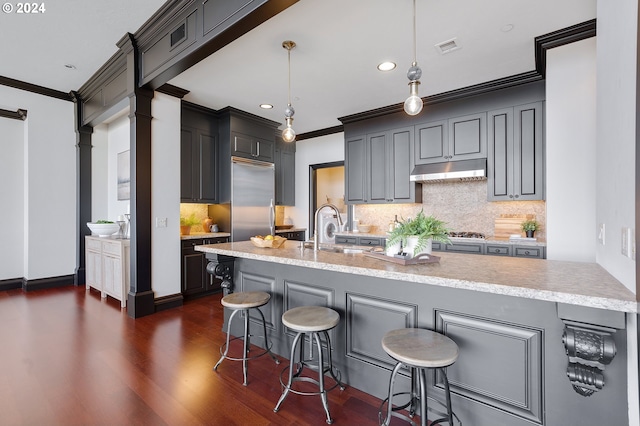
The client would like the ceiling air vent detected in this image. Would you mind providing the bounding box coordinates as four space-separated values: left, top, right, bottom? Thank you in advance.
435 38 460 54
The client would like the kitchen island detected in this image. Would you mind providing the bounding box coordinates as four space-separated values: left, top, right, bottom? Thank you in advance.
196 240 635 426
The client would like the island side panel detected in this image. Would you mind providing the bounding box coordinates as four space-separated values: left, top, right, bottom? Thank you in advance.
220 257 628 426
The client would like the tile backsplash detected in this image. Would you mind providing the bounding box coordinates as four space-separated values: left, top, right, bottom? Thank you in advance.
353 180 546 239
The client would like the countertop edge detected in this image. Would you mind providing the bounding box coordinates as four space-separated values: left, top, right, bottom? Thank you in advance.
196 242 636 313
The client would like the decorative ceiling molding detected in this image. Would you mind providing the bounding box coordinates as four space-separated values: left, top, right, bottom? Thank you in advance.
0 107 28 120
535 19 596 77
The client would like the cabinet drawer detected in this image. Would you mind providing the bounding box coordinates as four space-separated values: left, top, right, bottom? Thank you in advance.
485 244 511 256
86 237 102 252
513 246 545 259
358 237 383 246
444 242 484 254
102 241 122 256
336 236 358 245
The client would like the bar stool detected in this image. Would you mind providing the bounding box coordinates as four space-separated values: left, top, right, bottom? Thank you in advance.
274 306 345 424
213 291 279 386
379 328 460 426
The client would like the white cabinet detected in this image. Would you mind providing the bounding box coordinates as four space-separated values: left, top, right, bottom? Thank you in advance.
85 236 130 308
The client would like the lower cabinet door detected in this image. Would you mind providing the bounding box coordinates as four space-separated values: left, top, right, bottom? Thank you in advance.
182 251 207 295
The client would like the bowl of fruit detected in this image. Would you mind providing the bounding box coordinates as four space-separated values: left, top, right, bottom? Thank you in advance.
87 220 119 237
250 234 287 248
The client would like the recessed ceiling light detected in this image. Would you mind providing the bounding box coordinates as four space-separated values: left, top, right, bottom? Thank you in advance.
260 104 273 109
64 64 77 70
377 61 396 72
501 24 514 32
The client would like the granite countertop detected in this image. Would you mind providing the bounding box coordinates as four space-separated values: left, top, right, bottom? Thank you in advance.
195 240 636 313
335 230 547 246
180 232 231 240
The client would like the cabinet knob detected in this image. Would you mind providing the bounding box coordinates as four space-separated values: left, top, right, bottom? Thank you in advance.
525 251 530 255
514 194 520 198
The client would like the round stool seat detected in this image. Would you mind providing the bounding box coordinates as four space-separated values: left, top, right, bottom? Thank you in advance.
382 328 458 368
282 306 339 332
221 291 270 309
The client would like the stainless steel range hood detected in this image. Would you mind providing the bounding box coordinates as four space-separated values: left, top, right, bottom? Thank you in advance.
410 158 487 182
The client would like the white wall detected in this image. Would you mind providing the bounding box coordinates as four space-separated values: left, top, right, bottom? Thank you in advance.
91 124 109 221
595 0 637 290
0 117 25 280
0 86 76 280
545 38 597 262
151 93 181 297
289 133 345 229
106 115 131 220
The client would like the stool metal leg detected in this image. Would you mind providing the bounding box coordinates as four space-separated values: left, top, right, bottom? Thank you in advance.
313 331 332 424
380 361 404 426
242 307 250 386
213 308 241 371
256 308 280 365
214 306 279 386
274 331 304 413
322 330 345 390
418 368 428 426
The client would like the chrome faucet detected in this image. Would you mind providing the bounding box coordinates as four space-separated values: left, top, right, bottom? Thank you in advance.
313 203 344 252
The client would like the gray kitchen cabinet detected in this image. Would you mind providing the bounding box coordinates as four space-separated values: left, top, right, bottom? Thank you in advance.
487 102 544 201
278 230 305 241
513 245 545 259
231 132 274 163
415 113 486 165
181 237 228 298
217 107 280 203
275 136 295 206
345 127 420 204
181 103 219 203
335 235 385 247
485 244 512 256
345 135 367 203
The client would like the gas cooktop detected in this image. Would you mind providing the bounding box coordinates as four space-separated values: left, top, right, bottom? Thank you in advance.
448 231 486 239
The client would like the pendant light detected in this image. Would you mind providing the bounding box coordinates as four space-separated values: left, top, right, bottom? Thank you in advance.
404 0 423 116
282 40 296 142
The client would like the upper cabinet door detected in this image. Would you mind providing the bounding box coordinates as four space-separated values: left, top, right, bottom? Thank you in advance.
487 102 544 201
367 131 388 203
415 120 447 165
388 126 416 203
448 112 487 161
198 133 218 203
415 113 486 164
513 102 544 201
345 135 367 204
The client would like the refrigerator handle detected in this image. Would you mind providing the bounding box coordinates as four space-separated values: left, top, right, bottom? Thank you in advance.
269 198 275 236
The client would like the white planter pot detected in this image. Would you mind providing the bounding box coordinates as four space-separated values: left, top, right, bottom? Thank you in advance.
403 236 432 258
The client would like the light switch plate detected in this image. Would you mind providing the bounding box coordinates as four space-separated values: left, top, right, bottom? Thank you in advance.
598 223 605 245
621 227 629 257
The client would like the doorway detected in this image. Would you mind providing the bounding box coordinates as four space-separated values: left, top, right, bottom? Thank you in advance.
309 161 345 237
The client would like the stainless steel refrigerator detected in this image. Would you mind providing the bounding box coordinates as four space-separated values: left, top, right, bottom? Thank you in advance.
231 157 275 242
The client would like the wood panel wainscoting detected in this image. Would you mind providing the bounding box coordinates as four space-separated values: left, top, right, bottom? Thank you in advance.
0 286 387 425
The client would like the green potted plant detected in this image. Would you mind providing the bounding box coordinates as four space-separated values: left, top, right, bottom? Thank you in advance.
180 213 199 236
385 210 451 257
520 219 540 238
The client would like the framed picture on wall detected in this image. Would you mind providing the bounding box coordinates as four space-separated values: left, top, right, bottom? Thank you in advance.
117 150 130 200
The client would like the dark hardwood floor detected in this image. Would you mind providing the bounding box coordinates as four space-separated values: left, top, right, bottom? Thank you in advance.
0 285 408 425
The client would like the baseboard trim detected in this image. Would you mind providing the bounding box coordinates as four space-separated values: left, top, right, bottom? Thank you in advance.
22 275 75 291
0 278 23 291
155 293 184 312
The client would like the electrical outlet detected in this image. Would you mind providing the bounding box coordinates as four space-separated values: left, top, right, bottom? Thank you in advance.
621 227 629 257
156 217 167 228
598 223 605 245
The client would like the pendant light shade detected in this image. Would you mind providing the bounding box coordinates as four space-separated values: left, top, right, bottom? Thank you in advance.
282 40 296 142
404 0 423 116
